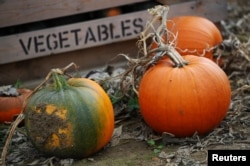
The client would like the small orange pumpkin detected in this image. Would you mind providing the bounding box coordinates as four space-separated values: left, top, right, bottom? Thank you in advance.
106 7 121 17
151 16 223 61
139 49 231 137
0 88 31 123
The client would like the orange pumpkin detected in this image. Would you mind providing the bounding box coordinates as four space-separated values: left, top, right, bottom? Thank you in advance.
106 8 121 17
151 16 223 61
138 53 231 137
0 88 31 123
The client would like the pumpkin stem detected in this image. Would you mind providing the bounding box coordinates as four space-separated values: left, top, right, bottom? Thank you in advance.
52 71 69 90
50 63 79 90
136 5 188 68
166 46 189 68
147 6 189 68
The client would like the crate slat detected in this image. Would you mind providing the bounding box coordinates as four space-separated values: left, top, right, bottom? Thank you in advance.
0 10 149 64
0 0 149 28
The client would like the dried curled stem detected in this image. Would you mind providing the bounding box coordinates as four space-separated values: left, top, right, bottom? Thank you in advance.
0 62 78 166
120 5 187 95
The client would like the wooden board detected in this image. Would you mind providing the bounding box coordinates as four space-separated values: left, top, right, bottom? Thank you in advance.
0 38 139 86
0 0 227 65
0 0 149 28
0 11 148 64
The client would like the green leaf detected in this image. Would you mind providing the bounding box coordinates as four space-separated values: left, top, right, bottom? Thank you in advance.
157 145 164 150
153 148 161 154
14 79 22 88
147 139 155 146
128 97 139 110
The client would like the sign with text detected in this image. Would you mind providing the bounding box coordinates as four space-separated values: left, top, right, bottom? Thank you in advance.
0 10 149 64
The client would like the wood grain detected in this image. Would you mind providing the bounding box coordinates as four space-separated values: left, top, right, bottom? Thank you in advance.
0 0 149 28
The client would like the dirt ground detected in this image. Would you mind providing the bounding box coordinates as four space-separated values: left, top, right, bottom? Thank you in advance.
1 0 250 166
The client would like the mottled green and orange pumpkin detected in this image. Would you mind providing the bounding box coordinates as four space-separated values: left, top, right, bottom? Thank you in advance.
25 72 114 158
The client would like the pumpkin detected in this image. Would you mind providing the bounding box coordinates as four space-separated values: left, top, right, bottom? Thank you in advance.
106 7 121 17
151 16 223 61
138 48 231 137
25 72 114 158
0 88 31 123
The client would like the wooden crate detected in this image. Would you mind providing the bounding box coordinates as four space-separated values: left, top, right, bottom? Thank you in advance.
0 0 227 85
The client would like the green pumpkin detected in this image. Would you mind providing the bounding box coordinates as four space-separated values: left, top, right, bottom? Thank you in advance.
25 72 114 158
